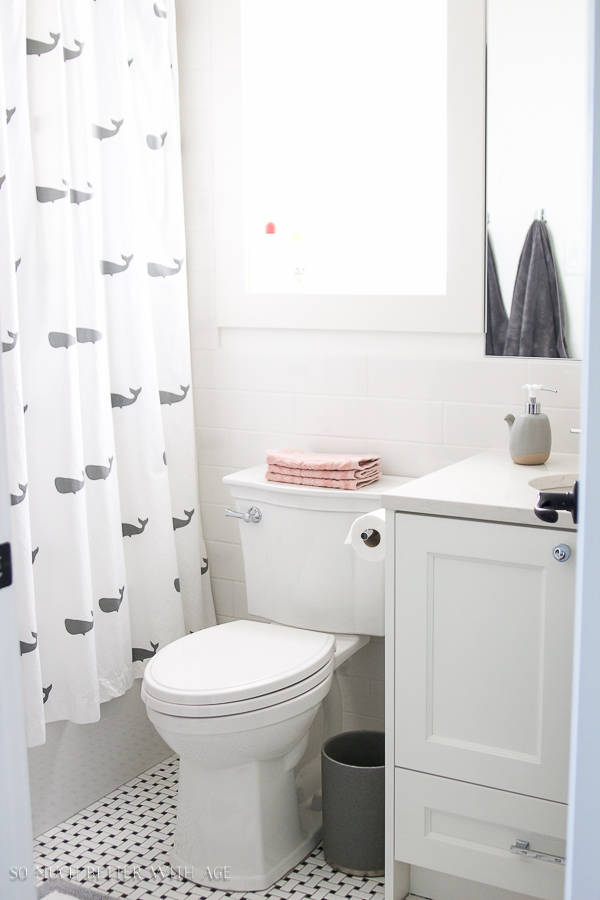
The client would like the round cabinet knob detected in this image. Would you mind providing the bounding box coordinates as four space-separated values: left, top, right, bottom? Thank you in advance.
553 544 571 562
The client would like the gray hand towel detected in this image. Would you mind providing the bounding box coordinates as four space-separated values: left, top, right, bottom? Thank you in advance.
485 233 508 355
504 220 568 358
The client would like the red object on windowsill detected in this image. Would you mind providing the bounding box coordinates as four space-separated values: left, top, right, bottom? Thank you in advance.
265 222 276 234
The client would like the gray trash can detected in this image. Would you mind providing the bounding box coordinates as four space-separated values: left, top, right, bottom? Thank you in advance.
321 730 385 876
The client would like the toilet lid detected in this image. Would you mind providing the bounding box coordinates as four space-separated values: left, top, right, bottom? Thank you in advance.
142 620 336 707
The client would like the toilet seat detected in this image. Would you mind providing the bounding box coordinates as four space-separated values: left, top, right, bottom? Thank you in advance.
142 620 335 718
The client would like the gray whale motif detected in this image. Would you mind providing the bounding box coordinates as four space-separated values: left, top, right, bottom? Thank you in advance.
132 641 159 662
0 175 5 190
20 632 37 655
36 180 68 203
10 483 27 506
70 182 93 204
111 387 141 408
6 108 15 124
201 557 209 575
92 118 123 140
55 471 85 495
154 3 167 18
159 384 189 406
146 132 167 150
99 586 124 613
174 578 180 592
65 612 94 636
42 684 52 703
85 457 113 480
49 331 76 349
23 404 28 413
2 331 17 352
173 508 194 530
76 327 102 343
147 258 183 278
100 254 133 276
127 58 134 67
32 547 39 564
63 39 84 61
15 258 21 273
27 32 61 56
163 451 167 465
122 517 148 537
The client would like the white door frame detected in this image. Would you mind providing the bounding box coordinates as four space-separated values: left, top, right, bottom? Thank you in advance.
0 351 36 895
565 1 600 897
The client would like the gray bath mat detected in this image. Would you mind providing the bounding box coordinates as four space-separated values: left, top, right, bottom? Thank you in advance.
38 879 112 899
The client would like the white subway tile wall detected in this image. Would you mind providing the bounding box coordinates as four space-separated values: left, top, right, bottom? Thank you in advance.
176 0 582 733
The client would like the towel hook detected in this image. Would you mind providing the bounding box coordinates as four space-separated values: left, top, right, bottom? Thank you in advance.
535 208 547 223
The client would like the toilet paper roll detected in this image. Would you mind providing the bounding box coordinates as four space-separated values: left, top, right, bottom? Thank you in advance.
344 509 386 563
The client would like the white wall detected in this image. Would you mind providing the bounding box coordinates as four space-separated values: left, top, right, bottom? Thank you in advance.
487 0 589 359
176 0 582 733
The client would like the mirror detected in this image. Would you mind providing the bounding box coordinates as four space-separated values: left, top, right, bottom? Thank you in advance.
485 0 589 359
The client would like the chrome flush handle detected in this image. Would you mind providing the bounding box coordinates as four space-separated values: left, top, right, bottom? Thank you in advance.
225 506 262 524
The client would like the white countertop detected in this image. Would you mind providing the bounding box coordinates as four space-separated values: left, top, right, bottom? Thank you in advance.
380 449 579 529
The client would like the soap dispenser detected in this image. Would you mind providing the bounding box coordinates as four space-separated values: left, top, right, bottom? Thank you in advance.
505 384 557 465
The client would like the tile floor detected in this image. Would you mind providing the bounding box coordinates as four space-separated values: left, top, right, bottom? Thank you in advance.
34 756 390 900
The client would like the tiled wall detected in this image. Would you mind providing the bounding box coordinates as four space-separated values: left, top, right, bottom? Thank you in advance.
176 0 582 732
28 684 170 836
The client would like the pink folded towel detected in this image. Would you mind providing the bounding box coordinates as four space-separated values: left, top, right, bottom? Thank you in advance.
266 448 381 472
268 462 381 482
265 448 382 490
266 471 381 491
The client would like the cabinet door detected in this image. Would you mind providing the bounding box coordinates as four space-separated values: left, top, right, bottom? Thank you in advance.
394 514 575 802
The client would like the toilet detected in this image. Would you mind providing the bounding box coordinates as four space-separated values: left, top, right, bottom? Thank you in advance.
141 464 403 891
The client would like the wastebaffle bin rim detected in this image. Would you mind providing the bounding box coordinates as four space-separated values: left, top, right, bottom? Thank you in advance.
322 730 385 769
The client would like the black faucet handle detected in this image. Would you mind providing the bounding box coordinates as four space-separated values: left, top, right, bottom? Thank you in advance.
533 502 559 524
534 481 578 525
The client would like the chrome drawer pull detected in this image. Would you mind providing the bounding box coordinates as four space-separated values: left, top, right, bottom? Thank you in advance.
510 839 565 866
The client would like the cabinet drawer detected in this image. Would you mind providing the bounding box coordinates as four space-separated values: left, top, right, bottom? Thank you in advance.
395 768 567 900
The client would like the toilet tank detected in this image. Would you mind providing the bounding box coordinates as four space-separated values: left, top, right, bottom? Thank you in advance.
223 466 409 636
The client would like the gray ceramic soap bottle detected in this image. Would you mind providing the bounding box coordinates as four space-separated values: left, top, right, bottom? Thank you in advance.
505 384 557 465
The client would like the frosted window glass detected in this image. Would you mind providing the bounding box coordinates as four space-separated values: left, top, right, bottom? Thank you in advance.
243 0 447 296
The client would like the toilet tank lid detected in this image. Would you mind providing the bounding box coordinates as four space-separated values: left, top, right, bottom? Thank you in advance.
223 465 410 506
142 620 336 706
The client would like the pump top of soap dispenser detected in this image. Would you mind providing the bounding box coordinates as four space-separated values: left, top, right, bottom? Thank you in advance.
522 384 557 415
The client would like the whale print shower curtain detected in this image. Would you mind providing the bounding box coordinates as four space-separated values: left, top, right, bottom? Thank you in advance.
0 0 215 746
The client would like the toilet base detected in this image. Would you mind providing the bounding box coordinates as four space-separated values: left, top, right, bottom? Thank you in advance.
149 682 331 893
171 797 322 891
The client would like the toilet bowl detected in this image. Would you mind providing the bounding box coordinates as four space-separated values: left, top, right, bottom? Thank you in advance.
142 620 336 890
142 466 404 890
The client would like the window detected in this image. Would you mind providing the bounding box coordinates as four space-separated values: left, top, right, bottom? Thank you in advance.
212 0 485 331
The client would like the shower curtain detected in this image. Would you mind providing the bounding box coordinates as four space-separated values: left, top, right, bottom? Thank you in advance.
0 0 215 747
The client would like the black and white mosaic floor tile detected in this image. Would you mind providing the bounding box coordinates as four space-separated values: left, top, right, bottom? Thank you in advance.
34 756 388 900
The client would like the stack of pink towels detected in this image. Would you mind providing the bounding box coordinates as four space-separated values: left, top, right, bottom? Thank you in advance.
265 448 381 490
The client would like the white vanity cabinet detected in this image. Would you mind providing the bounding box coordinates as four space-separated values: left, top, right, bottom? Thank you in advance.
384 451 579 900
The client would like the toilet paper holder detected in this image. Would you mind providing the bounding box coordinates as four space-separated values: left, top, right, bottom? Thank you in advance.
360 528 381 547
